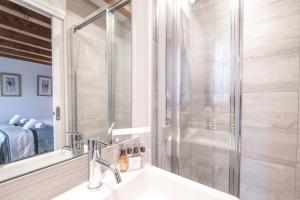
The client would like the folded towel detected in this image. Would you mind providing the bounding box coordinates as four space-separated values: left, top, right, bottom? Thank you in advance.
9 114 21 124
34 121 47 129
23 119 37 130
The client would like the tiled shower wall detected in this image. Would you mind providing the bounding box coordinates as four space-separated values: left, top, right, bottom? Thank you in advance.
240 0 300 199
66 0 133 139
66 0 108 140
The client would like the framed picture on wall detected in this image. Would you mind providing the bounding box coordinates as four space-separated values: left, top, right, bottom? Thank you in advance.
37 75 52 96
1 73 21 96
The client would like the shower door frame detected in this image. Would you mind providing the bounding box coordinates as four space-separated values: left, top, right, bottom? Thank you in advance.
153 0 243 197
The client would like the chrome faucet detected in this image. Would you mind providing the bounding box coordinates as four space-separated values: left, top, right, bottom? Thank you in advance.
62 132 84 156
87 139 122 190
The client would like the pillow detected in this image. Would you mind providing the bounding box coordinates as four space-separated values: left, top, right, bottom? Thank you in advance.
19 118 28 124
23 119 37 130
18 118 29 126
9 114 21 125
34 121 47 129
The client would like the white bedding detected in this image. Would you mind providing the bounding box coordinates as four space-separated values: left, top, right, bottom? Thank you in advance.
39 118 54 127
0 123 35 161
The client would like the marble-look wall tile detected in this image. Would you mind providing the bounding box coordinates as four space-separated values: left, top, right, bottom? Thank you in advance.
240 158 296 200
241 1 300 199
179 138 193 180
67 0 133 139
242 92 298 132
244 15 300 59
244 0 300 25
242 128 297 167
114 18 132 128
77 119 107 140
190 131 213 186
191 4 214 37
213 152 229 193
214 0 231 33
243 53 299 93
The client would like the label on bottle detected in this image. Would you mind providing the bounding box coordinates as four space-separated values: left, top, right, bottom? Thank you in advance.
128 157 141 171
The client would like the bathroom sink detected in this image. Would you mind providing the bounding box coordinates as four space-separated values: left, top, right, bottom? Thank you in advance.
53 166 238 200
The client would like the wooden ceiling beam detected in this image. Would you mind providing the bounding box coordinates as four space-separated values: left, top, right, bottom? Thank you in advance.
0 27 51 50
0 46 52 62
0 5 50 28
103 0 131 18
0 24 50 42
0 38 51 57
0 1 52 65
0 45 51 59
0 52 51 65
0 10 51 39
0 0 51 24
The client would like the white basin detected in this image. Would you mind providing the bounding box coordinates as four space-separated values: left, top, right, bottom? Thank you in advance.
53 166 238 200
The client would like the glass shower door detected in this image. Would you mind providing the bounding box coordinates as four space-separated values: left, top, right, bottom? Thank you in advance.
155 0 242 196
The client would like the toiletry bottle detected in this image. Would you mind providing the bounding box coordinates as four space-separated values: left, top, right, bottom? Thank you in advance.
127 147 133 158
140 146 146 168
133 146 140 157
128 147 141 171
119 149 128 172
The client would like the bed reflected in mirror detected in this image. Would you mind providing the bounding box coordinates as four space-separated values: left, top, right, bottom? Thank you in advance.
0 0 55 166
0 0 73 183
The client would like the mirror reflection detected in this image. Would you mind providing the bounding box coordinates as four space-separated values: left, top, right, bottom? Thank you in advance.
71 0 132 143
111 3 132 130
0 0 134 183
0 1 55 165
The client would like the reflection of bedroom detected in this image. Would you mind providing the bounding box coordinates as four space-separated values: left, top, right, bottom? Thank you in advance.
0 0 53 165
0 57 54 164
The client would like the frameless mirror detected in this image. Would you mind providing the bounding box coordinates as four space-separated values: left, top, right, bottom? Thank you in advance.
0 0 82 183
0 0 134 183
72 0 133 144
109 1 132 130
71 5 109 142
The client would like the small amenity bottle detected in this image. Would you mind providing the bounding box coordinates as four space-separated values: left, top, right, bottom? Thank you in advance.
119 149 128 172
127 147 133 158
128 147 141 171
140 146 146 168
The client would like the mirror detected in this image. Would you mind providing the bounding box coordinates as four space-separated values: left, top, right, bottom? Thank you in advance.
0 0 134 183
0 0 83 183
109 2 132 130
71 5 109 142
71 0 132 144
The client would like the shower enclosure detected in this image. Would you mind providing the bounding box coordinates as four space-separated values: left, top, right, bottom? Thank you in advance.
153 0 242 197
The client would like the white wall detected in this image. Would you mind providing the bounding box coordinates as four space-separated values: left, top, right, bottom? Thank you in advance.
132 0 153 127
0 57 53 122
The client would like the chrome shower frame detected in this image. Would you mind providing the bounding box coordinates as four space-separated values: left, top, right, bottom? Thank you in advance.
229 0 243 197
153 0 243 197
